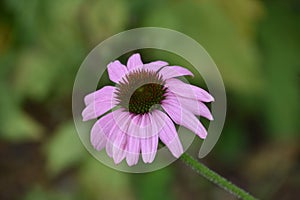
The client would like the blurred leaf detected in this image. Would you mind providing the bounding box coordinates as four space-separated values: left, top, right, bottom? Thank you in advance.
78 157 134 200
45 121 85 176
13 50 58 101
0 85 43 142
0 110 43 142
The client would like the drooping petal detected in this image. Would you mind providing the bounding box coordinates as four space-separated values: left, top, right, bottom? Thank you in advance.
179 96 213 120
127 113 162 139
90 112 115 151
127 115 142 140
159 66 194 80
107 60 128 83
112 132 127 164
128 114 159 163
142 61 168 72
105 125 119 158
138 114 152 137
105 110 130 159
162 99 208 139
91 126 106 151
140 135 158 163
84 86 117 106
127 113 160 164
126 136 140 166
153 110 183 157
164 92 213 120
82 89 117 121
165 78 214 102
127 53 143 71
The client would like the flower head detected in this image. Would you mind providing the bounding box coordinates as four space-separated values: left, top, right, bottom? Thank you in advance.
82 53 214 166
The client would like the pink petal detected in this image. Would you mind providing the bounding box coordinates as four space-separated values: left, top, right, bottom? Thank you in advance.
126 136 140 166
153 110 184 158
165 78 214 102
105 125 118 158
105 110 130 159
127 115 142 138
139 114 153 138
159 66 194 80
126 113 161 164
90 112 115 151
82 97 116 121
139 112 166 163
140 135 158 163
142 61 168 72
127 113 162 139
139 114 151 133
107 60 128 83
164 92 213 120
84 86 117 106
112 132 127 164
162 100 208 139
180 97 213 120
127 53 143 71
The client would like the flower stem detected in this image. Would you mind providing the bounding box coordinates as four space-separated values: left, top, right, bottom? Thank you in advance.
180 153 257 200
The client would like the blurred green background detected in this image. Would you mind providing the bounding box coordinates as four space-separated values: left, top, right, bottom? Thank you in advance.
0 0 299 199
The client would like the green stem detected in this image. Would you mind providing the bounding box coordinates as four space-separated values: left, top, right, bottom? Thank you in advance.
180 153 257 200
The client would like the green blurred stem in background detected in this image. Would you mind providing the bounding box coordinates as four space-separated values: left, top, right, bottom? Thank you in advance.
180 153 257 200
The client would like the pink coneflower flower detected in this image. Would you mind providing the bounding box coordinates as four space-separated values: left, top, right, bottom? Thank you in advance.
82 53 214 166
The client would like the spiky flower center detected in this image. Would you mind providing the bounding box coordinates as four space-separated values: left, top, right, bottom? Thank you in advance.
115 69 166 114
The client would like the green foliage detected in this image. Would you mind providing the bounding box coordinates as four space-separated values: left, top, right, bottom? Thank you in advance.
45 121 85 176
